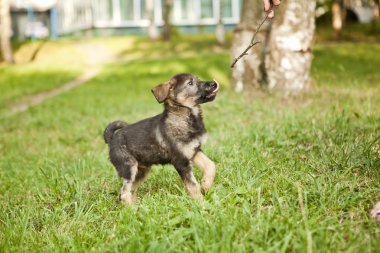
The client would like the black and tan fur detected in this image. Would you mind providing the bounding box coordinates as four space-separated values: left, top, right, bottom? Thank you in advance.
104 73 219 205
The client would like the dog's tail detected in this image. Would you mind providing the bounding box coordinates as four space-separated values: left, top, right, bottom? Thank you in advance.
104 120 128 144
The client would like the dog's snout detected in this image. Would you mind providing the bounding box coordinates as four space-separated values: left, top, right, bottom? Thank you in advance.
210 81 217 88
206 81 217 88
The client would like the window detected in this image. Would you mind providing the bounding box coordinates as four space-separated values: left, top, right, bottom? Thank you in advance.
223 0 233 18
94 0 113 21
201 0 213 19
140 0 147 19
176 0 196 20
180 0 189 20
120 0 134 20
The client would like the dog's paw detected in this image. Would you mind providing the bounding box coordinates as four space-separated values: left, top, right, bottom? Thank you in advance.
370 201 380 221
192 193 204 201
187 188 204 201
120 192 134 206
201 180 213 193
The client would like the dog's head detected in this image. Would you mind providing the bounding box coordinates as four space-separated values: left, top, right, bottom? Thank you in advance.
151 73 219 107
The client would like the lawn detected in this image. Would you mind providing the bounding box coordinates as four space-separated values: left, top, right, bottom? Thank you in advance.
0 39 90 117
0 33 379 252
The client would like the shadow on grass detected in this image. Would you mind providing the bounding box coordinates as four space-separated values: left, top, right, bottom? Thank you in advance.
117 34 231 62
8 39 47 63
312 43 380 88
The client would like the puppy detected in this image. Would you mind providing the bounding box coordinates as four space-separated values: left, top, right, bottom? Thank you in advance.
104 73 219 205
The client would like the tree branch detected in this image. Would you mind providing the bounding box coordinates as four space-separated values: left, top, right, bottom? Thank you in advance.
230 13 270 68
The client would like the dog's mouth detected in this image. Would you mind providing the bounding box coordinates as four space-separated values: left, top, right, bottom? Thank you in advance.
205 79 220 99
211 79 220 95
196 79 220 104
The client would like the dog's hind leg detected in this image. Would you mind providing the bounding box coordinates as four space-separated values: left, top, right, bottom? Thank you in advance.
118 160 137 205
119 162 138 206
174 160 203 200
192 151 216 192
110 146 138 205
131 166 150 202
119 168 137 206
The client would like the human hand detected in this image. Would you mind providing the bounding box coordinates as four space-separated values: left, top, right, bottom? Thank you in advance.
263 0 281 18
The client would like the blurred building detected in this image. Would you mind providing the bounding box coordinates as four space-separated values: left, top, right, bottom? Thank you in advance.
10 0 243 40
10 0 58 40
10 0 378 40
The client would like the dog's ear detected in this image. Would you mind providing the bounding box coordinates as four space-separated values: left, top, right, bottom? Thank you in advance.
151 82 171 103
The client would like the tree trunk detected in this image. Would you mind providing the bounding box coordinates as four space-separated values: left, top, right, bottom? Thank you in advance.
146 0 159 41
162 0 172 41
230 0 270 92
215 0 225 46
0 0 14 64
332 0 345 40
265 0 316 96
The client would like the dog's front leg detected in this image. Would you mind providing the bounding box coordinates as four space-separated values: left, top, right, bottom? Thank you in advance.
174 160 203 200
192 151 216 192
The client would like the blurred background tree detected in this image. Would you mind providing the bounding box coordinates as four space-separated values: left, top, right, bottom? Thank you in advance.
331 0 347 40
232 0 316 95
266 0 316 95
215 0 225 46
162 0 172 41
231 0 269 92
0 0 14 63
146 0 159 41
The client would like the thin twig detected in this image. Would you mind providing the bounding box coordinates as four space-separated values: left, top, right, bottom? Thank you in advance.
230 13 270 68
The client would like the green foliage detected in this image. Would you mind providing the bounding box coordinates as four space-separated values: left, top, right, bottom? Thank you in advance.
0 36 379 252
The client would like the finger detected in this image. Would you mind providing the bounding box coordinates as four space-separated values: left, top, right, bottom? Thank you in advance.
267 9 274 18
263 0 271 11
272 0 281 6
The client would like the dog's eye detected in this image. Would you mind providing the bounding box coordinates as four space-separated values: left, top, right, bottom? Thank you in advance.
188 80 193 86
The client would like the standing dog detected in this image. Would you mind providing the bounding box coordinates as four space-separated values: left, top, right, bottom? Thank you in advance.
104 73 219 205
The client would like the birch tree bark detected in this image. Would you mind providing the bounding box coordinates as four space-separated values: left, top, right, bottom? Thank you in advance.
230 0 270 92
162 0 172 41
265 0 316 95
215 0 225 46
146 0 159 41
0 0 14 63
332 0 346 40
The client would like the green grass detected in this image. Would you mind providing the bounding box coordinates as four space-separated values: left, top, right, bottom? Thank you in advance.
316 22 380 43
0 66 78 115
0 39 93 116
0 34 379 252
313 43 380 88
